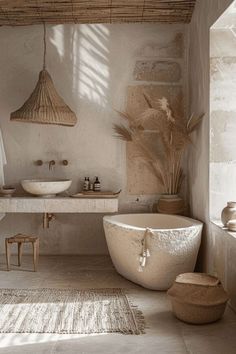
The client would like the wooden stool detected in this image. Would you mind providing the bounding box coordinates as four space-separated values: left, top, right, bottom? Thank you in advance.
5 234 39 271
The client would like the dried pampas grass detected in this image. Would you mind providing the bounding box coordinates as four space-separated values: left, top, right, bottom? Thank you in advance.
114 95 203 195
113 124 132 141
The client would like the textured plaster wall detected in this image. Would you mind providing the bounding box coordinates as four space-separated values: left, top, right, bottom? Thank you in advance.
188 0 233 224
188 0 236 310
126 83 185 195
211 223 236 310
125 32 186 195
0 24 186 254
210 3 236 218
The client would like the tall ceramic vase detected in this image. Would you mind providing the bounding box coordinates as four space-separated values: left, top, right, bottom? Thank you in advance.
157 194 185 215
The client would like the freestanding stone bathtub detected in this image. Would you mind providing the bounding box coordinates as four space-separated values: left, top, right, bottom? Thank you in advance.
103 214 203 290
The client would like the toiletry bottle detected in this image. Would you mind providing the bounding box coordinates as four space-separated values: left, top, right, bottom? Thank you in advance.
93 177 101 192
89 181 94 191
83 177 90 191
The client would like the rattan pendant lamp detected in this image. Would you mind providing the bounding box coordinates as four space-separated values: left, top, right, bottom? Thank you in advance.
10 24 77 126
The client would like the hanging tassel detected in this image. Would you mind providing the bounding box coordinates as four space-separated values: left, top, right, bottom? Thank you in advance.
138 265 144 272
141 256 146 267
138 228 153 272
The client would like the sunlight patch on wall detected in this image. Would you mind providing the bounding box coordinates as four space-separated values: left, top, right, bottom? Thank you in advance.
50 25 65 58
78 24 109 106
212 1 236 29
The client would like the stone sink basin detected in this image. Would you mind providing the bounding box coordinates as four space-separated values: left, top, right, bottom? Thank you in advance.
21 179 72 197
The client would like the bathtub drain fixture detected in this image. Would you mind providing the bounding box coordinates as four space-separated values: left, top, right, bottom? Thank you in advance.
138 228 153 272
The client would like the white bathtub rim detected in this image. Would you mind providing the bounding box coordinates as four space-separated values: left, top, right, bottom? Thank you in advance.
103 213 203 232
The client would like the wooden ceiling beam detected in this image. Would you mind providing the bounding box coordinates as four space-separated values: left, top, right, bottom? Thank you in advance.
0 0 196 25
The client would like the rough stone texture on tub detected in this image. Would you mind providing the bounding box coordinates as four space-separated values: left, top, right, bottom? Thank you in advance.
103 214 203 290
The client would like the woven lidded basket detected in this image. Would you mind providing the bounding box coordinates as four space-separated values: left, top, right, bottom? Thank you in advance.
167 273 229 324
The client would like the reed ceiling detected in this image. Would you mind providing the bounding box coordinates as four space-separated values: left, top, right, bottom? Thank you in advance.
0 0 196 26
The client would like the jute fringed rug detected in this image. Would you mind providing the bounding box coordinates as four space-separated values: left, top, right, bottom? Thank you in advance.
0 288 145 335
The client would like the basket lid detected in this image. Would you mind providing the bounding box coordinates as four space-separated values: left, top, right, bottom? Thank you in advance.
168 273 228 306
175 273 220 287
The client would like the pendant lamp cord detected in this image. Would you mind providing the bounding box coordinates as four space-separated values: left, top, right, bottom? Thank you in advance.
43 22 46 70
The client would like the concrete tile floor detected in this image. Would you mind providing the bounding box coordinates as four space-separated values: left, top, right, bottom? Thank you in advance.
0 255 235 354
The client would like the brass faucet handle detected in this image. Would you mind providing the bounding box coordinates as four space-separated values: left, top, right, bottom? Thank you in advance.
36 160 43 166
62 160 69 166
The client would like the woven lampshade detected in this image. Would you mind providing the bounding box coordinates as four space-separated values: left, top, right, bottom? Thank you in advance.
10 24 77 127
10 69 77 126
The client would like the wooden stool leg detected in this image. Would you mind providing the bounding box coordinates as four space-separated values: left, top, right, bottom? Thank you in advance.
5 239 10 271
36 239 39 268
18 242 23 266
32 240 39 272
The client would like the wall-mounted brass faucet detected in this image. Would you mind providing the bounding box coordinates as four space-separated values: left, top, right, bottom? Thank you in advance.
35 160 69 168
36 160 43 166
49 160 55 171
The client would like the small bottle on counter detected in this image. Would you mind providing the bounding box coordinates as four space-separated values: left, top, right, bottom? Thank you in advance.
89 181 94 191
93 177 101 192
83 177 90 191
